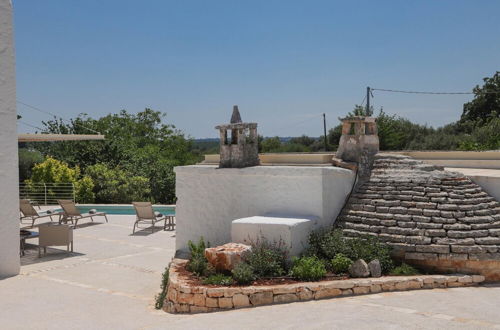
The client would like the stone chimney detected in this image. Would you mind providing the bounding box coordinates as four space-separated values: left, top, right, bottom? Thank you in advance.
215 106 259 168
336 116 379 180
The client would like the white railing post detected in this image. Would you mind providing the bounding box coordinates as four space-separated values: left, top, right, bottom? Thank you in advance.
72 183 75 203
44 183 47 205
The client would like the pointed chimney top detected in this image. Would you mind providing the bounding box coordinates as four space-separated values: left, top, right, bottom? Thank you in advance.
230 105 242 124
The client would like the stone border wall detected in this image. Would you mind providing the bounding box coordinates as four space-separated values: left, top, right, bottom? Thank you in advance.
163 259 485 314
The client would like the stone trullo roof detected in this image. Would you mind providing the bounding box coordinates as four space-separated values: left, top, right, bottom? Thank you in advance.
337 153 500 262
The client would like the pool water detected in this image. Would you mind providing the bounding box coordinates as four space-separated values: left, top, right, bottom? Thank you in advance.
58 205 175 216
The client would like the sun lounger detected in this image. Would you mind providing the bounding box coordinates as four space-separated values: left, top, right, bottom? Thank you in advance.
132 202 166 234
19 199 60 228
57 199 108 227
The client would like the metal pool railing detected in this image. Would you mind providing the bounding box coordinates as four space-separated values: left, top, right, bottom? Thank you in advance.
19 182 75 205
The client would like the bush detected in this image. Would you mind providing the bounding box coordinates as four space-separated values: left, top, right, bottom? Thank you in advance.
26 156 95 203
186 237 209 276
188 237 207 259
84 163 151 203
331 253 353 274
18 148 43 182
245 238 289 278
187 256 208 277
390 263 420 276
155 266 169 309
308 229 394 274
231 262 256 285
74 175 95 203
346 235 394 274
202 274 233 286
290 256 326 281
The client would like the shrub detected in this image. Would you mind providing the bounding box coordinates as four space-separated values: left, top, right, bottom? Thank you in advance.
308 229 394 274
186 237 209 276
244 238 289 278
187 256 208 276
18 148 43 182
84 163 151 203
390 263 420 276
346 235 394 274
231 262 256 285
202 274 233 286
188 237 207 259
155 266 169 309
290 256 326 281
74 175 95 203
331 253 353 274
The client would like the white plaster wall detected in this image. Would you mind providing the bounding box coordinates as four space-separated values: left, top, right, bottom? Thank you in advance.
174 165 354 253
466 176 500 202
0 0 20 277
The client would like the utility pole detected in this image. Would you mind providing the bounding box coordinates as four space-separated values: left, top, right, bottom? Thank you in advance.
366 86 370 115
323 113 328 151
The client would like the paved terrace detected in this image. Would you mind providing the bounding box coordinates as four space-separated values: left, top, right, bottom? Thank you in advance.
2 214 500 329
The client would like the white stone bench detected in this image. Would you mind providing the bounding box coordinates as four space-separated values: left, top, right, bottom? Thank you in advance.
231 215 318 257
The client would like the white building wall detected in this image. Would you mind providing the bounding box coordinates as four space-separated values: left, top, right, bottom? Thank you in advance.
0 0 20 277
174 165 355 253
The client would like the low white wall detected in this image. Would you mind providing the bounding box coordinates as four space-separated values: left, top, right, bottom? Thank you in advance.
396 151 500 169
174 165 355 253
203 151 500 169
0 0 20 277
470 176 500 202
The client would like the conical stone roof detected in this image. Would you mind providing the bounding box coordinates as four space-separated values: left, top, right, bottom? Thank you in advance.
230 105 242 124
337 153 500 266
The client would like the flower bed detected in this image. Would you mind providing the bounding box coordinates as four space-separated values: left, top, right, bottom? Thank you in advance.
163 258 485 314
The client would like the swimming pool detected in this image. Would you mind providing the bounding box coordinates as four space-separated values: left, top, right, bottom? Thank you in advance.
57 205 175 215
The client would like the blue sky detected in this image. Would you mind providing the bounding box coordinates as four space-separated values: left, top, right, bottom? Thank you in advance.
14 0 500 138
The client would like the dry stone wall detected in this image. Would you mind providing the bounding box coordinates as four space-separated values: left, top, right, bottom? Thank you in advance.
338 153 500 279
163 259 484 314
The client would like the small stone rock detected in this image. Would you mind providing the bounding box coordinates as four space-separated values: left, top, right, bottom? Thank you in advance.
472 275 485 283
314 288 342 299
274 293 299 304
297 288 313 300
177 292 194 304
352 286 370 294
193 293 205 306
232 294 250 307
370 284 382 293
249 291 273 306
218 297 233 309
348 259 370 278
190 306 208 313
368 259 382 278
204 243 252 271
205 297 218 308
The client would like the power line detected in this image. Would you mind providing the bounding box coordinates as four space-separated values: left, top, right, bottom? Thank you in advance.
371 88 500 95
17 100 101 134
18 120 44 131
273 113 323 133
371 88 473 95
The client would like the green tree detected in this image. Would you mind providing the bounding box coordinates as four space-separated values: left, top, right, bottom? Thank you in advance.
30 157 80 183
345 104 373 117
462 71 500 122
84 163 151 204
289 135 316 147
260 136 282 152
18 148 44 182
30 109 197 203
27 157 95 203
